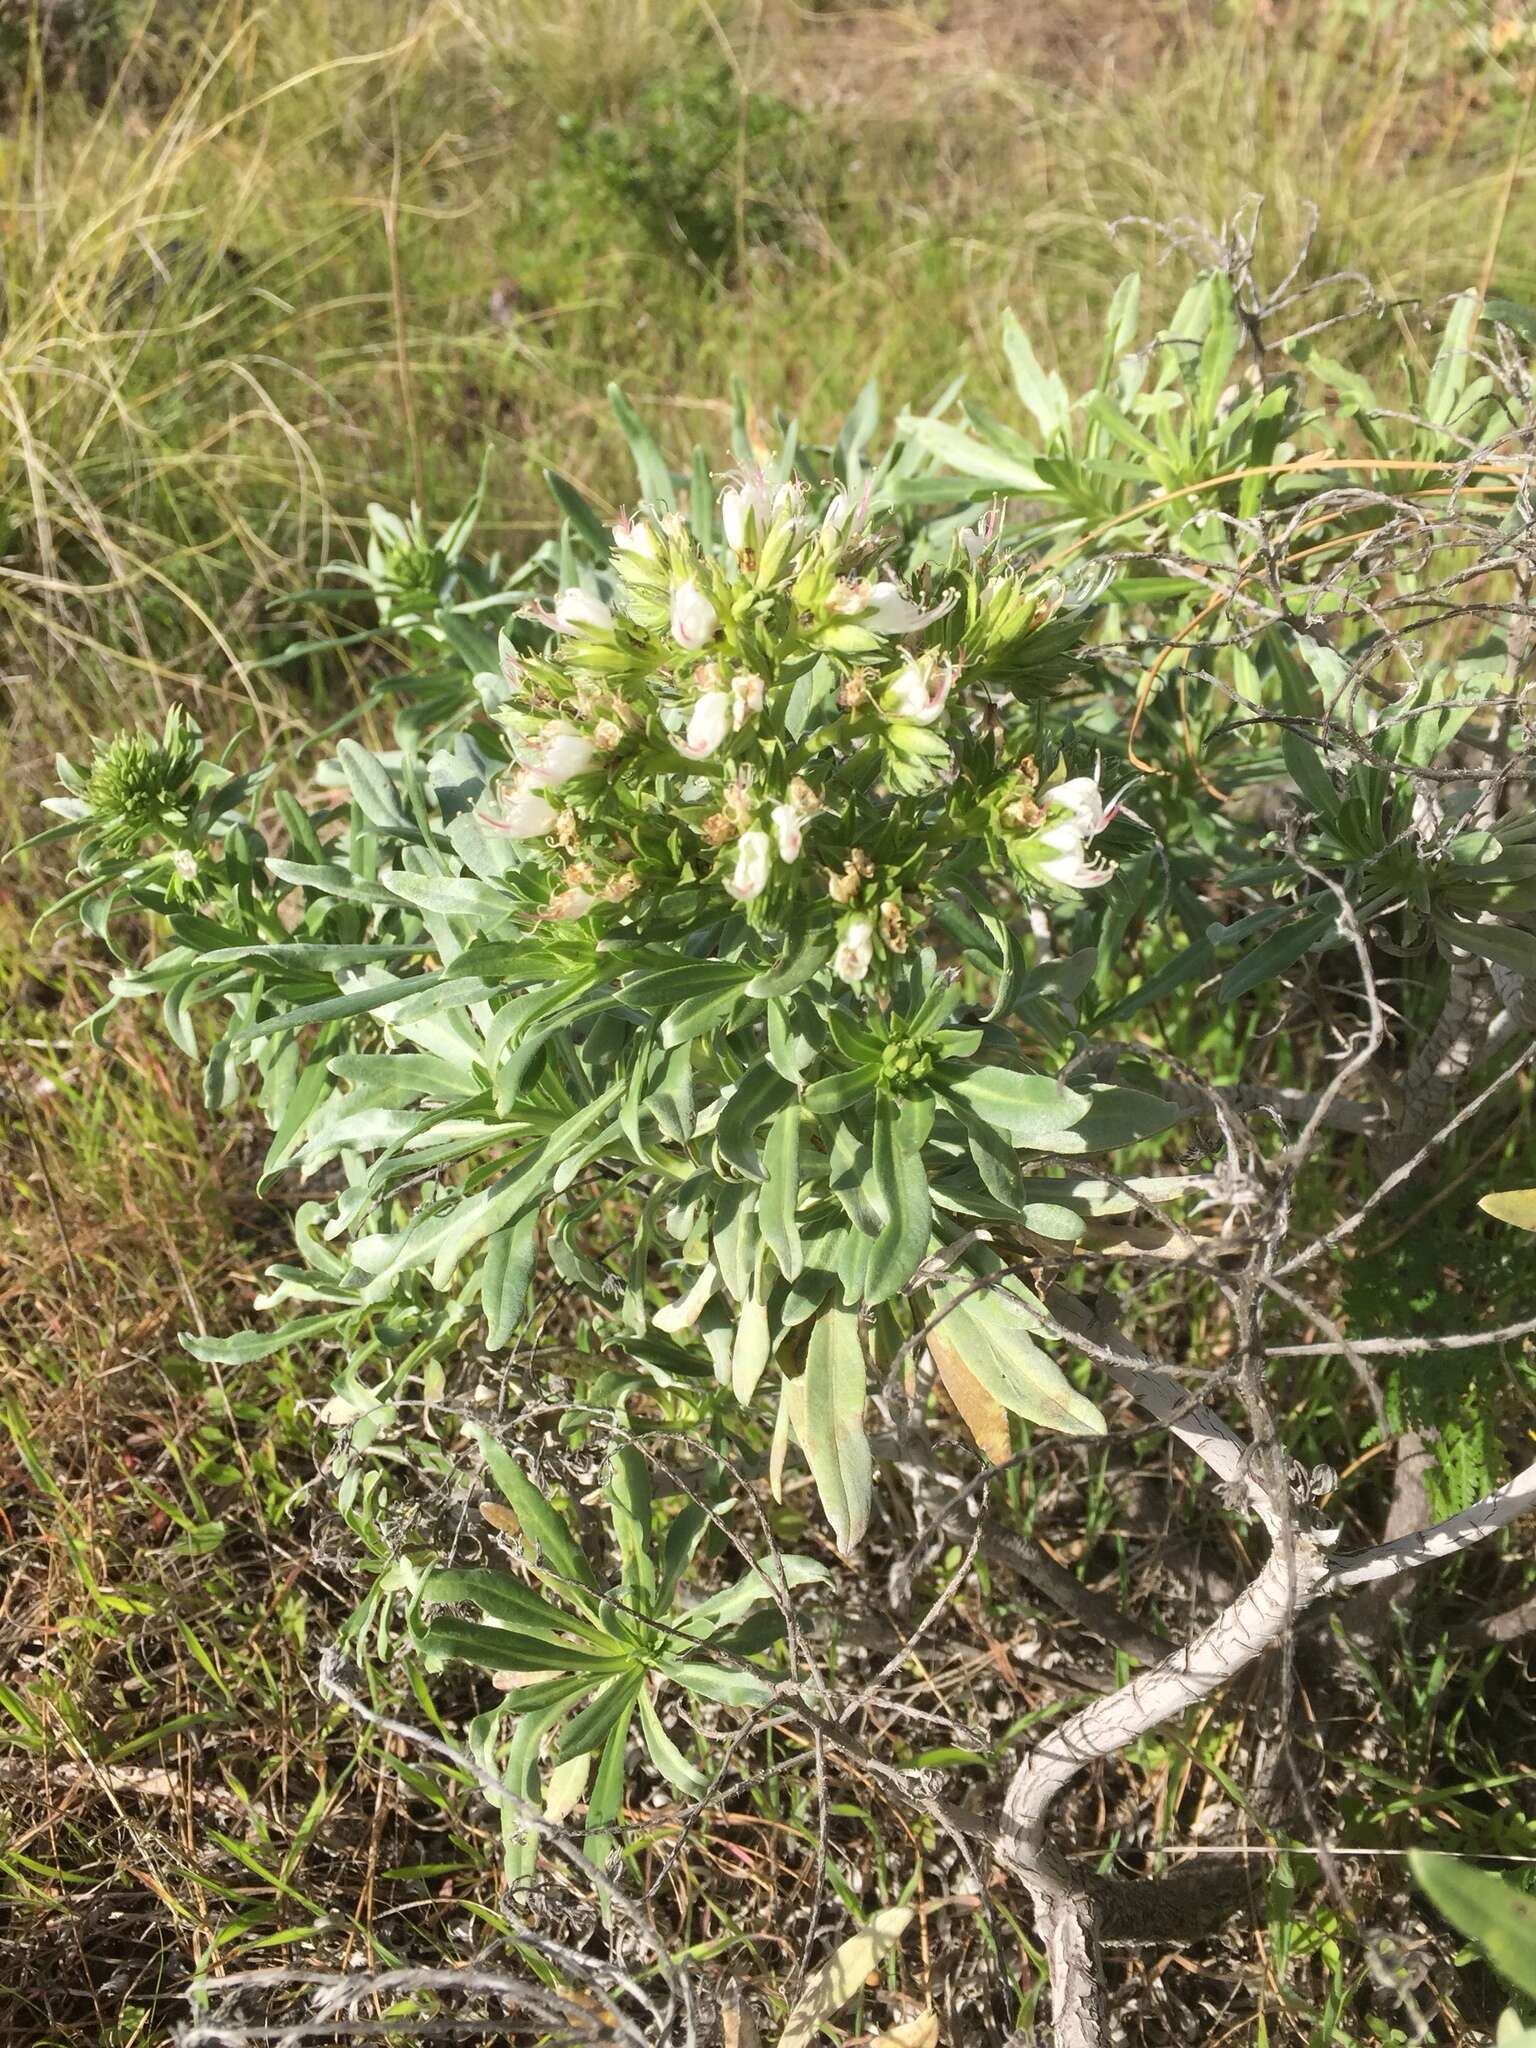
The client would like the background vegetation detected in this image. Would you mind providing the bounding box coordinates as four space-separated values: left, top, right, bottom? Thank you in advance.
5 3 1536 2044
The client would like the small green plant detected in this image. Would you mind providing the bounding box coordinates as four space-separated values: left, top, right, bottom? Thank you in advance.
553 64 845 276
417 1428 825 1874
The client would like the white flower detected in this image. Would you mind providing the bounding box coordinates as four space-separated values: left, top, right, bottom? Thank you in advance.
724 829 773 902
487 778 558 839
731 672 766 729
821 486 870 541
770 801 804 862
720 474 775 553
828 577 956 635
1032 828 1114 891
862 580 928 633
833 916 875 984
879 653 953 727
653 1260 719 1333
1044 775 1108 836
675 691 732 759
1027 776 1115 891
521 723 596 788
610 514 659 560
172 848 200 881
670 577 718 650
958 505 1001 565
553 587 614 635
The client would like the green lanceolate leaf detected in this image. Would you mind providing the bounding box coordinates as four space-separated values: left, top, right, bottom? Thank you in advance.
731 1292 773 1404
865 1093 933 1306
1432 912 1536 977
418 1568 606 1644
659 1660 774 1708
637 1687 708 1798
794 1307 872 1553
1410 1853 1536 2000
1053 1083 1182 1153
414 1616 626 1677
716 1060 796 1180
607 1445 656 1601
584 1697 639 1867
557 1671 645 1764
336 740 415 834
481 1212 539 1349
470 1425 600 1595
804 1063 880 1115
759 1103 804 1280
938 1063 1089 1145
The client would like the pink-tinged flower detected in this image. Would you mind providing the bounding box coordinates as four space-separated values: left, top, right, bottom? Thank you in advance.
546 883 599 920
833 915 875 984
731 672 766 730
670 577 718 650
653 1260 719 1332
724 829 772 902
958 504 1002 565
675 691 732 759
879 653 953 727
610 514 659 560
553 587 614 635
521 723 597 788
771 801 804 862
484 777 558 839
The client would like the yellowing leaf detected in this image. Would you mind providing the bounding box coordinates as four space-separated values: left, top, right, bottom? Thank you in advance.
542 1752 590 1823
722 1988 762 2048
776 1906 914 2048
929 1329 1012 1463
1479 1188 1536 1233
874 2017 941 2048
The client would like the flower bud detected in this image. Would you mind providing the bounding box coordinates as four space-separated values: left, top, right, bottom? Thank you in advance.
833 915 876 984
521 723 597 788
1016 774 1116 892
1045 775 1108 837
486 776 558 839
545 883 599 921
611 514 659 560
675 691 732 759
731 672 766 730
724 829 773 902
771 802 804 862
720 474 775 553
820 485 869 542
553 587 614 635
670 577 718 650
827 577 954 635
862 580 928 634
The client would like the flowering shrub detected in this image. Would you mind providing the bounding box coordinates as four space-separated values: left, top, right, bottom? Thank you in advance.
42 457 1182 1552
34 271 1536 2039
